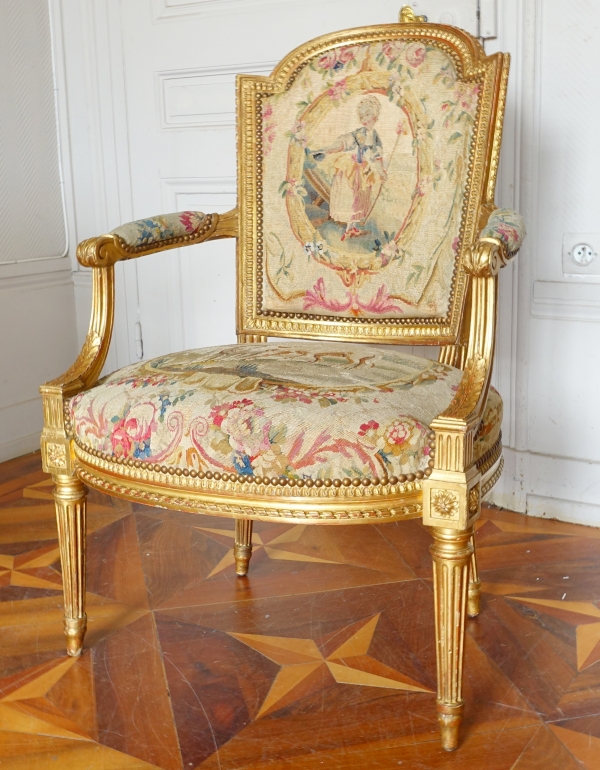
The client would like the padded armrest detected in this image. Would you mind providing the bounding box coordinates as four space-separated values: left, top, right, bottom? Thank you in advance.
480 208 526 255
111 211 209 248
77 208 237 268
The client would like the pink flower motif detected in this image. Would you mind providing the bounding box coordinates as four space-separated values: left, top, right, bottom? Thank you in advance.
455 83 480 112
221 401 272 458
406 42 426 68
210 399 252 428
380 241 399 267
358 420 379 436
110 403 156 457
262 102 276 156
382 41 403 60
318 51 338 70
273 386 313 404
337 46 357 64
497 223 519 246
385 421 411 447
327 78 347 101
452 236 460 254
179 211 201 233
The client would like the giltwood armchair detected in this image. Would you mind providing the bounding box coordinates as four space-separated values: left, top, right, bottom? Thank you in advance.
40 6 524 752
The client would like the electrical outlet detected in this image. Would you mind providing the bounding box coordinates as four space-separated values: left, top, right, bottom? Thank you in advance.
562 233 600 277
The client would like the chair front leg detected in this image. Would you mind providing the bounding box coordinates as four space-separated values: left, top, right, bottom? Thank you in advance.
234 518 253 576
468 533 481 617
53 475 87 656
430 526 473 751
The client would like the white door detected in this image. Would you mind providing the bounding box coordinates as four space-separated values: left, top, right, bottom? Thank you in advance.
105 0 480 361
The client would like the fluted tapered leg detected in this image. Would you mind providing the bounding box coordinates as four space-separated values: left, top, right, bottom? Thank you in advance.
234 518 253 576
53 475 87 656
468 533 481 617
430 527 473 751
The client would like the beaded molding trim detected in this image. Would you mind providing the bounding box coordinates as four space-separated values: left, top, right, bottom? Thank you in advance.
112 214 217 256
475 433 502 476
72 432 435 497
481 455 503 498
76 466 423 524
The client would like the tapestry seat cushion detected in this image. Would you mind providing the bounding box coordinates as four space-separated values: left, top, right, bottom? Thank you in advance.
68 342 501 483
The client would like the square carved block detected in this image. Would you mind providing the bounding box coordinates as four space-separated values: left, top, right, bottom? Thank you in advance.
422 467 481 530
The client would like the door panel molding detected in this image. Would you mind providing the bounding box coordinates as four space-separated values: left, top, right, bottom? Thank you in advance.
157 63 276 130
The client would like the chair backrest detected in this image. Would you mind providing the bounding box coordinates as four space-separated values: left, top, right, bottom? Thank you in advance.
237 10 508 346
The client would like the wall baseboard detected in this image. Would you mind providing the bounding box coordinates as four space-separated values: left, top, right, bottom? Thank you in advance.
0 431 41 465
489 446 600 528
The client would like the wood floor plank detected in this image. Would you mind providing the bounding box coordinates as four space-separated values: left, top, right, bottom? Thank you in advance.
549 725 600 769
93 613 182 770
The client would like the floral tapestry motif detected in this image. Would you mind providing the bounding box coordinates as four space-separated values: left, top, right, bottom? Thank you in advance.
262 40 481 319
480 208 526 255
69 342 501 482
111 211 207 247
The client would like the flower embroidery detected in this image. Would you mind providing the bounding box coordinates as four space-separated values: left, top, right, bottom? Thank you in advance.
406 42 427 68
287 119 307 148
326 78 349 101
481 209 526 253
110 402 157 459
262 102 276 157
382 41 404 61
279 178 308 198
358 420 379 436
317 47 357 74
221 401 272 458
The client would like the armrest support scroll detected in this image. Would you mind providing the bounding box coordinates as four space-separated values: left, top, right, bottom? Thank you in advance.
423 208 524 528
40 208 238 474
434 207 526 453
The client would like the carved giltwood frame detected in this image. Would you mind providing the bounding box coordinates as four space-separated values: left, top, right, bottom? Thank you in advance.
237 20 509 345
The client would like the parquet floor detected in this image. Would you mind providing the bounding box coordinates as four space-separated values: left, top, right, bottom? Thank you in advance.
0 453 599 768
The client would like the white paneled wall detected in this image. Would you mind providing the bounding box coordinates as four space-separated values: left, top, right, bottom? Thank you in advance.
489 0 600 526
0 1 77 463
56 0 600 526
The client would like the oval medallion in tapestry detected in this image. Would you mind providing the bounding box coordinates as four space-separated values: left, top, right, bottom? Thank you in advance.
261 40 480 319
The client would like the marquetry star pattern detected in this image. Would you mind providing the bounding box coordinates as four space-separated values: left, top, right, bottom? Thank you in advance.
0 543 62 591
507 596 600 671
195 523 345 577
0 656 93 740
229 613 433 718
